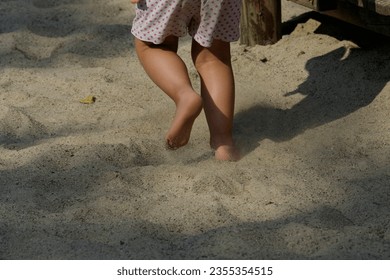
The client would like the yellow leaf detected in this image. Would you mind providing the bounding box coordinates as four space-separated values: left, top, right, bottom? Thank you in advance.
80 95 96 104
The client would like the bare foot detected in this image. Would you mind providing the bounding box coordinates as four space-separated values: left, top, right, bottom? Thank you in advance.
165 93 202 149
214 145 241 161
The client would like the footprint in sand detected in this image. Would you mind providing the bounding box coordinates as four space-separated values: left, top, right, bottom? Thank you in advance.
27 9 77 37
0 105 47 147
193 169 252 195
82 143 140 169
64 140 168 169
305 206 355 230
32 0 76 9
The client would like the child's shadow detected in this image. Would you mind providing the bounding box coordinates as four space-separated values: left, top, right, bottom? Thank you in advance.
234 44 390 156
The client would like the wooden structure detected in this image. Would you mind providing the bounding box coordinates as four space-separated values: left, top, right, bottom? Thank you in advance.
240 0 281 45
240 0 390 45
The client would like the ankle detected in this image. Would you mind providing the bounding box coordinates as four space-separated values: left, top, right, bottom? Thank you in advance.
210 135 234 150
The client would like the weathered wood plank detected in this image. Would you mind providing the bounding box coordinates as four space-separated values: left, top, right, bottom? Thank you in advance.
343 0 390 16
288 0 390 16
287 0 337 11
240 0 282 46
288 0 390 36
324 1 390 36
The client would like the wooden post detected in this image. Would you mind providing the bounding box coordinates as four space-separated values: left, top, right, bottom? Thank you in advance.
240 0 282 46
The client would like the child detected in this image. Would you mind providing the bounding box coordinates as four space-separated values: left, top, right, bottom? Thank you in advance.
130 0 241 161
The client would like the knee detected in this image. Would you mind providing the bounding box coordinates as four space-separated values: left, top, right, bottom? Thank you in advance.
192 40 232 70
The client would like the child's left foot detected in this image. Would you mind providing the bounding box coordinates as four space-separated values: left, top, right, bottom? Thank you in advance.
165 93 203 149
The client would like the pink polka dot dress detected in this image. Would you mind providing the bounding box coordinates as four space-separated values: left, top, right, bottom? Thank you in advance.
131 0 242 47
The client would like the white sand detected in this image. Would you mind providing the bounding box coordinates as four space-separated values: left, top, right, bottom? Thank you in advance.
0 0 389 259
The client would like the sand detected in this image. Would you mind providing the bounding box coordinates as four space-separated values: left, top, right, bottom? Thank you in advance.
0 0 389 259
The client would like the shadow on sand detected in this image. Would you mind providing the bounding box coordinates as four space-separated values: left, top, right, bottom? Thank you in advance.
235 14 390 156
0 0 134 68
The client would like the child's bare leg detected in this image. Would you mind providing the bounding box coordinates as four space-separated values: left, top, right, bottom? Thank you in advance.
134 37 202 149
191 39 240 161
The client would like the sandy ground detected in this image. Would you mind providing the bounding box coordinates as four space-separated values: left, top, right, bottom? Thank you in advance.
0 0 389 259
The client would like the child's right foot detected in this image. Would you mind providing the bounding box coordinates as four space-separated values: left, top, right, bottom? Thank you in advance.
165 93 202 149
